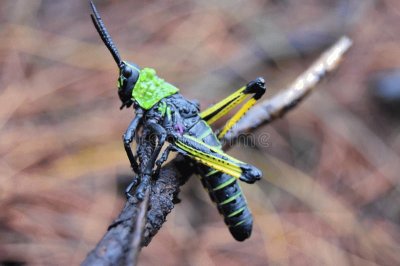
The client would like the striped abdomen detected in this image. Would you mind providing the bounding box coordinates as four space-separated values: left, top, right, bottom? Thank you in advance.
200 169 253 241
187 120 253 241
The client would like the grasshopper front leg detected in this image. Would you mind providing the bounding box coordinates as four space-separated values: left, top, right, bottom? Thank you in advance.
153 145 175 177
134 121 167 200
123 108 144 198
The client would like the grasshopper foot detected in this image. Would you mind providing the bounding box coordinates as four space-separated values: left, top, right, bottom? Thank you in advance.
244 77 266 99
125 176 140 199
239 164 262 184
135 174 151 201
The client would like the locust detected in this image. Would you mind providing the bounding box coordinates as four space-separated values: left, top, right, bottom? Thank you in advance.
90 1 266 241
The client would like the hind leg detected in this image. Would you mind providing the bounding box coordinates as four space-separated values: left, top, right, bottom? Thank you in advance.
199 77 266 139
174 134 261 184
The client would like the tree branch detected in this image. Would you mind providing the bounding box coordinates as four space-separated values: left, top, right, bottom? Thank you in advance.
82 36 352 266
127 186 150 265
224 36 353 142
81 156 194 266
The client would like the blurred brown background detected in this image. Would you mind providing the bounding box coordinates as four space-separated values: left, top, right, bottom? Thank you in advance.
1 0 400 265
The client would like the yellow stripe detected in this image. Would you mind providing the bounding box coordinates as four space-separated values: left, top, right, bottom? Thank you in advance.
183 134 241 164
206 94 247 125
232 220 246 227
228 206 246 218
175 141 239 171
218 98 257 139
206 169 219 177
213 177 236 191
218 191 242 205
194 157 240 178
176 142 242 178
200 86 246 123
200 86 245 118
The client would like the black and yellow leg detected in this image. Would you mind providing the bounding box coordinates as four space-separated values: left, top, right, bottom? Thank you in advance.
217 77 266 139
199 77 266 139
200 86 248 125
174 134 261 183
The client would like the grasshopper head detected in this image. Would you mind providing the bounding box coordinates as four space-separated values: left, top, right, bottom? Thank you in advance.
90 1 141 109
90 1 179 110
117 62 141 109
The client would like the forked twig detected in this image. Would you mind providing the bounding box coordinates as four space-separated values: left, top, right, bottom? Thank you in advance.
82 36 352 266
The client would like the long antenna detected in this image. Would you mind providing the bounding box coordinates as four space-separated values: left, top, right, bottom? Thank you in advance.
90 1 122 66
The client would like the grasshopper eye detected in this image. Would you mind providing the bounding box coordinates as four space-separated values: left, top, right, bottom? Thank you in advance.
122 66 132 78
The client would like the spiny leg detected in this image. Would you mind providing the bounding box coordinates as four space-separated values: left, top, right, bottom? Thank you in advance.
217 77 266 139
123 109 144 199
123 109 144 174
133 122 167 200
174 134 261 184
200 86 247 125
199 77 266 130
153 145 175 177
195 78 266 183
214 78 266 183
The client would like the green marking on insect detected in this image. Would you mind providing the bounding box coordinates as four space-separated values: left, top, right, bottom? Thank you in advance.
158 101 167 116
228 206 246 218
166 106 171 120
232 220 246 227
131 68 179 110
205 169 219 177
213 177 236 191
219 191 242 206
